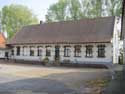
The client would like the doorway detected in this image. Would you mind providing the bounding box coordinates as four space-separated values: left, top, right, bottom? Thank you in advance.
55 46 60 60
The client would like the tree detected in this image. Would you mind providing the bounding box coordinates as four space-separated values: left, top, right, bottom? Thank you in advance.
1 4 38 39
46 0 82 22
80 0 102 18
68 0 82 20
46 0 68 22
104 0 122 16
46 0 122 22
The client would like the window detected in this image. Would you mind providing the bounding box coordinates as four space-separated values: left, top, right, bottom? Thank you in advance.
23 46 27 56
97 45 105 58
74 45 81 57
64 46 71 57
30 46 35 56
86 45 93 57
46 46 51 56
16 46 20 56
11 50 14 56
38 46 42 56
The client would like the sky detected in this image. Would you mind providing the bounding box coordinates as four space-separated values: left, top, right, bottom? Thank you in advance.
0 0 58 21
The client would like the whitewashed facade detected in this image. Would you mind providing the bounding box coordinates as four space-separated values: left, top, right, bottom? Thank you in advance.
0 50 5 58
112 17 121 64
10 43 112 64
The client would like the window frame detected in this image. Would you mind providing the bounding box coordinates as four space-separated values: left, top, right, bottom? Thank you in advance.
74 45 81 57
85 45 93 58
11 49 14 56
37 46 43 56
97 45 106 58
30 46 35 56
46 46 51 57
64 46 71 57
16 46 20 56
23 46 27 56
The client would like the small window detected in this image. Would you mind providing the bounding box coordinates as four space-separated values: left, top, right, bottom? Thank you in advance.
46 46 51 57
97 45 105 58
23 46 27 56
64 46 71 57
11 50 14 56
30 46 35 56
74 45 81 57
16 46 20 56
38 46 42 56
86 45 93 58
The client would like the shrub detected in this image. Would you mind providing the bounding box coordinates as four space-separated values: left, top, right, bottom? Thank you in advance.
43 56 49 65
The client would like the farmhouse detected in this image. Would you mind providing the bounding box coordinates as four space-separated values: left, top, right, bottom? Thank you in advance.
7 16 120 65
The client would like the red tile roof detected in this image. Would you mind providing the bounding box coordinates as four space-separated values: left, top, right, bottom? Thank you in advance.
8 16 115 45
0 33 6 48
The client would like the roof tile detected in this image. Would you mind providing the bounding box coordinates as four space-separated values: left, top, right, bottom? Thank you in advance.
8 16 115 44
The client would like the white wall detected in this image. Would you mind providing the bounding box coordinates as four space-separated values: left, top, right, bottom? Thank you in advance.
112 17 121 64
10 43 113 64
60 43 112 64
0 49 11 59
0 50 5 58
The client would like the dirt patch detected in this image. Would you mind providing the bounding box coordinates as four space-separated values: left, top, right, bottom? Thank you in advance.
9 69 74 78
83 78 110 94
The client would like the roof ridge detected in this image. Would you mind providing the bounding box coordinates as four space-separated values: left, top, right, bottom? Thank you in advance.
23 16 115 28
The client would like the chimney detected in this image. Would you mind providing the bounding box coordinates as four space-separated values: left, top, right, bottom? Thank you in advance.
40 20 43 24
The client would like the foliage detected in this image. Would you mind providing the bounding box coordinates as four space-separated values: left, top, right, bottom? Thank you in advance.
108 0 122 16
68 0 83 20
46 0 68 22
46 0 122 22
43 56 49 65
1 4 38 39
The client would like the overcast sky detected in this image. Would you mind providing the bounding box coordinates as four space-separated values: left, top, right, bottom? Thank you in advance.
0 0 58 21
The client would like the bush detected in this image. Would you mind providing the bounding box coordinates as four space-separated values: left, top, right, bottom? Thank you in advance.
43 56 49 65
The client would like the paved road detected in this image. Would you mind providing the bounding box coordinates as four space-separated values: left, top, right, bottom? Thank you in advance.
0 61 111 94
